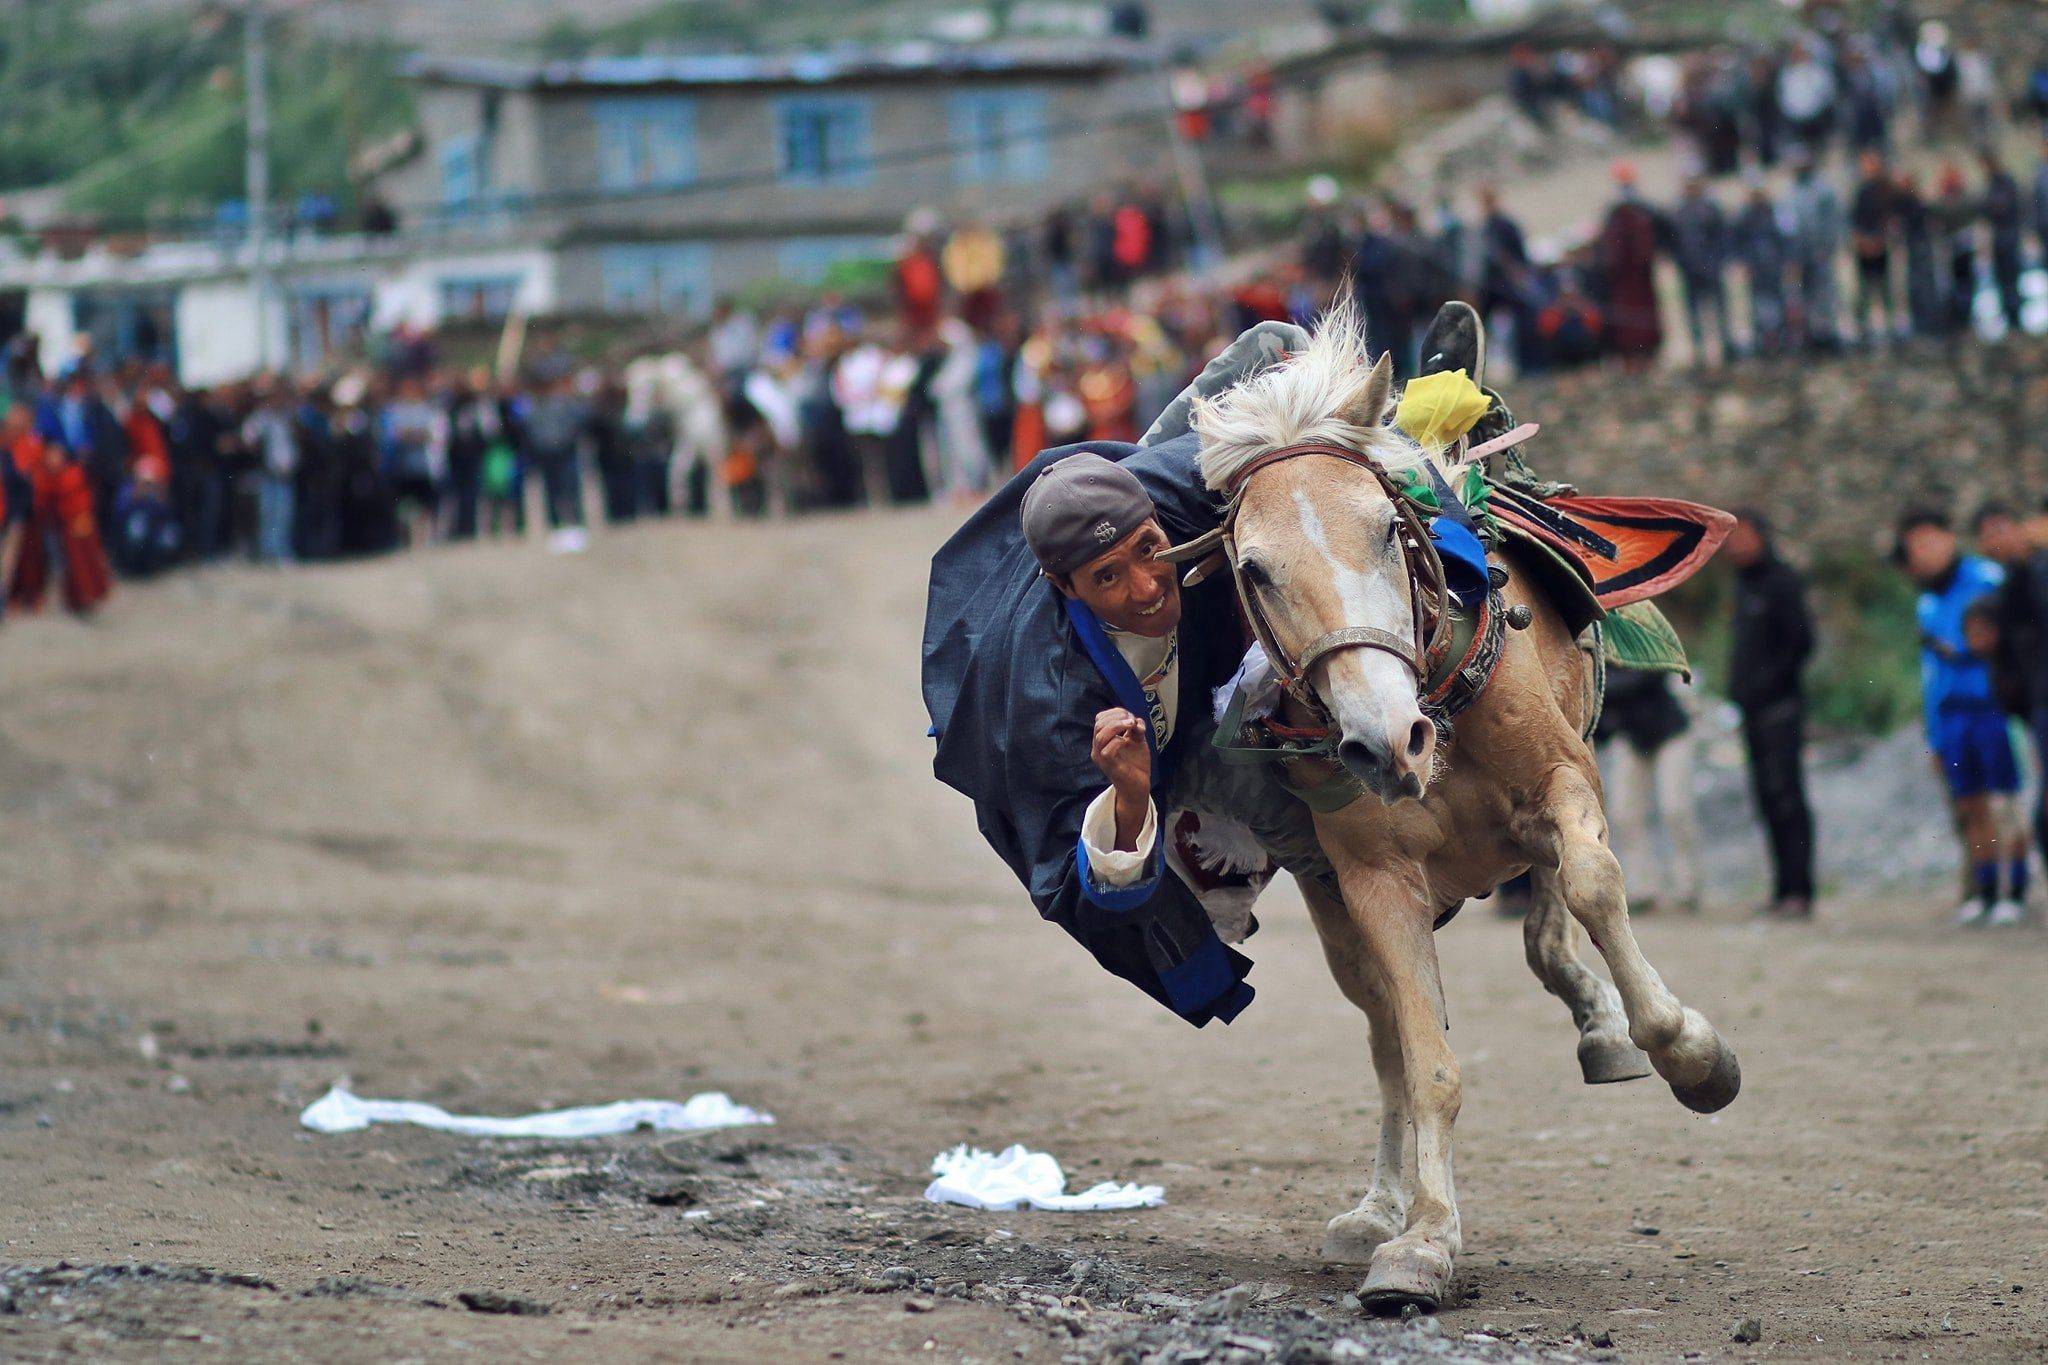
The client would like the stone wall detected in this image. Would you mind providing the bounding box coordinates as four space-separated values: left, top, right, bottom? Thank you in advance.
1505 338 2048 554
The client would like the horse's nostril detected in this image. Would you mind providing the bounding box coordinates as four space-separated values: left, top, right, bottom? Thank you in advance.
1406 719 1434 758
1338 738 1378 774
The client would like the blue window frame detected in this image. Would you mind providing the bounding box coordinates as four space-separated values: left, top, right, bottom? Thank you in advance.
593 97 697 191
601 243 711 316
441 135 482 210
778 96 872 186
949 90 1049 184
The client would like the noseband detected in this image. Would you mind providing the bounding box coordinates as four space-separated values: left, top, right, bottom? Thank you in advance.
1165 442 1455 726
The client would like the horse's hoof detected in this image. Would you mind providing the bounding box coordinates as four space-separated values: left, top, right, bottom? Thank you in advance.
1578 1032 1653 1085
1358 1242 1454 1316
1322 1206 1404 1263
1671 1036 1742 1114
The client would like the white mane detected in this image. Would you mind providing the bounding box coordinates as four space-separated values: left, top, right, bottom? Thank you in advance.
1192 296 1441 493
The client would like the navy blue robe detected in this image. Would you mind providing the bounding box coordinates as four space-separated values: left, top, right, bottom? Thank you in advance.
921 433 1256 1027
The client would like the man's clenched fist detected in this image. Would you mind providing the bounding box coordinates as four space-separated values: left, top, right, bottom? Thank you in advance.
1090 708 1151 852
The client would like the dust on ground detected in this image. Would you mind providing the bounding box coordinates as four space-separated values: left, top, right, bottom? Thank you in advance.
2 509 2044 1362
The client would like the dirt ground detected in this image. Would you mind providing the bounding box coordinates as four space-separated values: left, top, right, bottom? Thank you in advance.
3 509 2045 1363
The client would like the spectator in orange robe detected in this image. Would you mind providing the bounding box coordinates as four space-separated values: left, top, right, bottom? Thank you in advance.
7 409 112 616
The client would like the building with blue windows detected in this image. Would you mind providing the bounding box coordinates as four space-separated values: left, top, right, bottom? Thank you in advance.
0 39 1165 384
368 39 1165 319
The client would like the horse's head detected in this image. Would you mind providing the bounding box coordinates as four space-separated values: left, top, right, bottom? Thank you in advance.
1192 303 1439 801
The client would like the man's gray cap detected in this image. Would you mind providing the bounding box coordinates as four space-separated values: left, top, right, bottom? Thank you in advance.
1021 453 1156 577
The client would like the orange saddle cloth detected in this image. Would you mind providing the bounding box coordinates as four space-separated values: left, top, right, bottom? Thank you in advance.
1485 485 1733 609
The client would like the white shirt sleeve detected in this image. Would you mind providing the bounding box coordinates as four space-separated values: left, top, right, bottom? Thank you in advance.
1079 787 1159 887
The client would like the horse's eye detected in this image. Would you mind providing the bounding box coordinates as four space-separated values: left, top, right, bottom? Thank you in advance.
1238 557 1271 590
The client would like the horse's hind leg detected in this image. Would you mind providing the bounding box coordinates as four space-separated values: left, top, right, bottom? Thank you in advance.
1539 767 1741 1113
1522 879 1651 1084
1304 881 1409 1261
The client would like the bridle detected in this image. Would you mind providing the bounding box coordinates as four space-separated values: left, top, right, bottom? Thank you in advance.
1161 441 1455 728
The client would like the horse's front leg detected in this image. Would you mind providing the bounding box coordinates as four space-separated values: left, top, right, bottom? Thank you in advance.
1522 880 1651 1084
1330 863 1463 1313
1303 880 1409 1262
1538 766 1742 1113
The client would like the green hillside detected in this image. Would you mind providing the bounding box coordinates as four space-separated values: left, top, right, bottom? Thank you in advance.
0 2 411 222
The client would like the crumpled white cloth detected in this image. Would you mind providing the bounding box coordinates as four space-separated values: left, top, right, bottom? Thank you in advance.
1213 641 1281 725
299 1085 773 1138
924 1144 1165 1212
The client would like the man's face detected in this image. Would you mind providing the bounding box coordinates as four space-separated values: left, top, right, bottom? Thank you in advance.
1977 514 2027 564
1965 612 1999 659
1725 520 1764 567
1902 523 1958 582
1058 518 1181 639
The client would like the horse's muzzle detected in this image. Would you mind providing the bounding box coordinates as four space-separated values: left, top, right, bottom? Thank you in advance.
1337 716 1436 801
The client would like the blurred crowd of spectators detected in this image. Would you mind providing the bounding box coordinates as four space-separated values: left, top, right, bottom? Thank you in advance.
1300 136 2048 382
0 184 1283 619
1451 8 2048 371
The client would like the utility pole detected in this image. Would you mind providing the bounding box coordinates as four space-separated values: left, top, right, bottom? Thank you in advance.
1161 66 1225 271
245 1 274 371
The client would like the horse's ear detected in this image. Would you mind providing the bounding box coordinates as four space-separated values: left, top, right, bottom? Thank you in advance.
1358 352 1395 427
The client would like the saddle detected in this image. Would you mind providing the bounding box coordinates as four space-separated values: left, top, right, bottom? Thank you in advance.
1488 483 1733 616
1417 302 1728 674
1490 488 1723 682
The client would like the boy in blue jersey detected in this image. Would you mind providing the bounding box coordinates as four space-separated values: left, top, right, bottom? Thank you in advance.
1898 509 2027 925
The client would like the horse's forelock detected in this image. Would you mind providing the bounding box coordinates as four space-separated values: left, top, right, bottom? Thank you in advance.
1193 296 1432 494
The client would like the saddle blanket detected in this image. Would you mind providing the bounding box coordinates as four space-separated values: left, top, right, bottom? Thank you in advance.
1487 488 1733 609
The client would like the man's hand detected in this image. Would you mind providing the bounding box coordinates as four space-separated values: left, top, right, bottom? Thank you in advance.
1091 708 1151 852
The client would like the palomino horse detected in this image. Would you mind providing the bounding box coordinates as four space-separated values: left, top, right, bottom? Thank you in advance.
1185 302 1741 1313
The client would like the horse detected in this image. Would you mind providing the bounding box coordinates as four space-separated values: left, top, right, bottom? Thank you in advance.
1180 300 1741 1313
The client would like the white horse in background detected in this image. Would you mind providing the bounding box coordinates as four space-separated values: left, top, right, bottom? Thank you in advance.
623 351 728 516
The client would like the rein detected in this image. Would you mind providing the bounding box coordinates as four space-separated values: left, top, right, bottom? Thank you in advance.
1167 441 1457 733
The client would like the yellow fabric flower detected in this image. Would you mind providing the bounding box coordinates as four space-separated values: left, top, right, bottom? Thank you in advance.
1394 370 1490 450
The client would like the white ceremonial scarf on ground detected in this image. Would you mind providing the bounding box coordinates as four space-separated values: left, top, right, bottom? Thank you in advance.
299 1086 773 1139
924 1144 1164 1212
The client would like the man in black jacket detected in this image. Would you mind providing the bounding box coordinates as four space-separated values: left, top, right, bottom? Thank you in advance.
923 324 1336 1028
1726 509 1817 917
1976 501 2048 862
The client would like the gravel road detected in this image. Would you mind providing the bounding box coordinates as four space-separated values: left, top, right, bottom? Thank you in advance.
2 509 2043 1362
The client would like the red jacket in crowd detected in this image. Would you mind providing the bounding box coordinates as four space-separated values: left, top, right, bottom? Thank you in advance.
8 433 112 616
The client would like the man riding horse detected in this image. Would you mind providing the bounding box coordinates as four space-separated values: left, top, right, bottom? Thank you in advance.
922 321 1343 1027
923 308 1498 1026
923 300 1740 1313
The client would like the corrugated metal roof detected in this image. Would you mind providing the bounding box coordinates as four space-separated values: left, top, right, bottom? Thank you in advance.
403 40 1154 91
